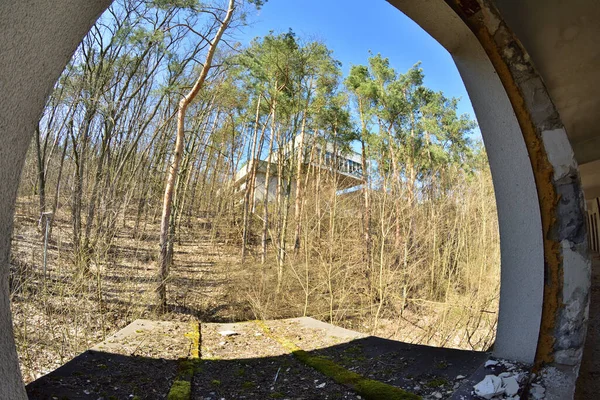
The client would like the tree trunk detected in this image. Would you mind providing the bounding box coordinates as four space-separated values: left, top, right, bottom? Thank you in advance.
35 125 47 234
261 100 276 265
292 105 309 252
156 0 236 311
357 100 372 283
242 95 262 260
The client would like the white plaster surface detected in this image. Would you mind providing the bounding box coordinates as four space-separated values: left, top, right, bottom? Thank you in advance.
494 0 600 165
561 240 591 307
542 128 578 181
555 240 590 366
388 0 544 364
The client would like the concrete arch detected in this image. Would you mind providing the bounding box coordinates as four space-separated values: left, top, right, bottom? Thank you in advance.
391 0 590 370
0 0 591 398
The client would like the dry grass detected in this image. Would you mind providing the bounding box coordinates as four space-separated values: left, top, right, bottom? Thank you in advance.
10 197 251 383
11 165 500 384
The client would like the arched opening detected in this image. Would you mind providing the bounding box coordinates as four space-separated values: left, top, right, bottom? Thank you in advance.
0 0 592 398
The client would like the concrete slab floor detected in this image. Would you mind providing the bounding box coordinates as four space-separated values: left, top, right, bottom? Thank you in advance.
25 317 496 399
25 319 195 399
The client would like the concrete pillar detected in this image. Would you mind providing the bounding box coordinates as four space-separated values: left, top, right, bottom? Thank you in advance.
387 0 590 377
389 0 544 365
0 1 112 397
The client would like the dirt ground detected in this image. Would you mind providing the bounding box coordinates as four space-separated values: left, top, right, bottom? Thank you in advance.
10 198 249 383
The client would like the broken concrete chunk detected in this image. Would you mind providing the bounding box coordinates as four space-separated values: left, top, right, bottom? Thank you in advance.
473 375 505 399
530 383 546 399
218 330 239 336
502 376 520 397
485 360 499 368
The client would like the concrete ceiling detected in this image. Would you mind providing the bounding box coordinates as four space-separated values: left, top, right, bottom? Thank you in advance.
494 0 600 168
580 160 600 200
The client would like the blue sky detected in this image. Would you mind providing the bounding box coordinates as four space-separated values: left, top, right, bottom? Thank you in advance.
232 0 480 137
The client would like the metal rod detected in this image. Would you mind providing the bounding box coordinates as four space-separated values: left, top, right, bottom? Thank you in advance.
42 212 53 280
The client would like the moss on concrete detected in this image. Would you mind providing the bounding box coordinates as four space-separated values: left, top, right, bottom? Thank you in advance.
167 380 191 400
426 377 448 387
293 349 420 400
167 321 201 400
254 320 421 400
178 359 197 380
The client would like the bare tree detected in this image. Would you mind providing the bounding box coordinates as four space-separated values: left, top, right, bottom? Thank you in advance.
157 0 236 311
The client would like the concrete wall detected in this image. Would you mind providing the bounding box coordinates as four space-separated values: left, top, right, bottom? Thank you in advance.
0 1 112 398
492 0 600 166
388 2 591 396
580 160 600 200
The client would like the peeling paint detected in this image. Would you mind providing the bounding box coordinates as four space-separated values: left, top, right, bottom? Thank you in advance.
542 129 577 181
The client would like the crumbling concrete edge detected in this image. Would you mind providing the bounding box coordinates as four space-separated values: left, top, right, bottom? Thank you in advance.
444 0 591 397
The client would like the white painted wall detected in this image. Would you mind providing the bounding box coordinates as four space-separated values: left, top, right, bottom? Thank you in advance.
388 0 544 364
252 172 283 203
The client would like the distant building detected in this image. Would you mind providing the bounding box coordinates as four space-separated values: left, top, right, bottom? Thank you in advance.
234 135 364 204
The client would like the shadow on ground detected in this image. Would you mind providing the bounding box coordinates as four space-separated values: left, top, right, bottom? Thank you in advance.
26 350 180 400
26 333 487 399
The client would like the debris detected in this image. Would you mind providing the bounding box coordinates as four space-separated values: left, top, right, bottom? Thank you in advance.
432 391 443 399
316 382 326 389
456 375 466 380
502 376 519 397
473 371 524 400
473 375 505 399
219 330 238 337
485 360 499 368
530 383 545 399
